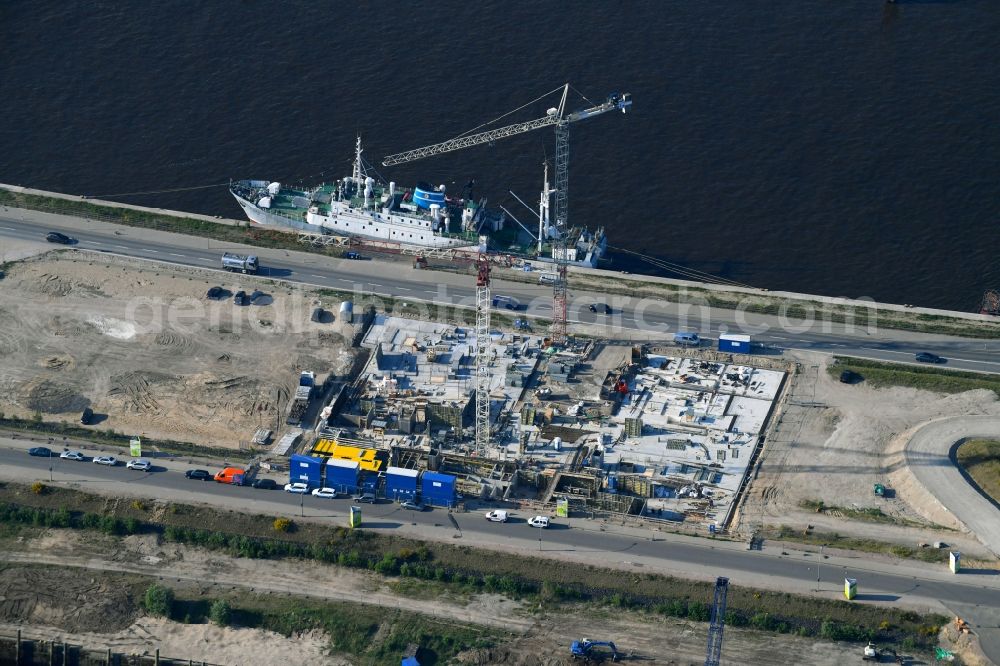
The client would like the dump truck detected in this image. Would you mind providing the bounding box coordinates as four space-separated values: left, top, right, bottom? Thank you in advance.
286 371 315 426
221 252 259 274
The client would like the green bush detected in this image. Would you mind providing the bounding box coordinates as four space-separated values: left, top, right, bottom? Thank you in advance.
209 599 232 627
687 601 710 622
143 584 174 617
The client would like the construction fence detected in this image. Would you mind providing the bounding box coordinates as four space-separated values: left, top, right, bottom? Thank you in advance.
0 630 221 666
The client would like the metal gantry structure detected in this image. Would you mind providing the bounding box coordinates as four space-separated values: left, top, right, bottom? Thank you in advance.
704 576 730 666
474 253 492 454
382 85 631 344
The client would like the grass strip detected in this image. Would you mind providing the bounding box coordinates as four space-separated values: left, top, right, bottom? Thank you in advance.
955 439 1000 504
798 499 936 529
828 357 1000 395
0 483 947 652
765 525 949 564
0 414 241 460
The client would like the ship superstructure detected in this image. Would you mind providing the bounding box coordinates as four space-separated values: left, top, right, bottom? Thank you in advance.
230 138 481 249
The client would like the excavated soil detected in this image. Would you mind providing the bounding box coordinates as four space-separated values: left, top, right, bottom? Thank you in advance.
0 564 139 633
0 252 360 448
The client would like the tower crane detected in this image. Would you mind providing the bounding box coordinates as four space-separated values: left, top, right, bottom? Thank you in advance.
474 252 492 455
705 577 730 666
382 84 631 344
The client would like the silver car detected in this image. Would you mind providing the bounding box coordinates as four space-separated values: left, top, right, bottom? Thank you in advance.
59 450 85 461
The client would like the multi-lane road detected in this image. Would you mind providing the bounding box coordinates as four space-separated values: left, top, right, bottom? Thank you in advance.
2 207 999 373
2 442 999 619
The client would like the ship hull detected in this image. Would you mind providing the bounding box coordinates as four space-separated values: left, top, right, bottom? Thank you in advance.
230 183 475 249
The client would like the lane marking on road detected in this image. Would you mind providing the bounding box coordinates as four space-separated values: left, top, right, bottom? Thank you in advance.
859 348 912 356
196 257 212 262
770 336 789 340
169 253 185 257
310 274 326 279
396 287 411 291
859 347 1000 369
143 249 159 253
115 245 129 250
0 226 16 231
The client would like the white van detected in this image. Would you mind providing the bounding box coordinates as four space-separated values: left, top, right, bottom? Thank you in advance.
485 510 509 522
538 273 558 285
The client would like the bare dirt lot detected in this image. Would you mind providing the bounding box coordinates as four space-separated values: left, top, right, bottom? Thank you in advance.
0 251 358 448
739 352 1000 560
0 528 876 666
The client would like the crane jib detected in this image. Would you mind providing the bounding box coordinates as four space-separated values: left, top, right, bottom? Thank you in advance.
381 89 631 167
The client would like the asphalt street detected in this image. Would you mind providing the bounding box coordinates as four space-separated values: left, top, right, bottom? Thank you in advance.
2 444 999 616
2 208 1000 373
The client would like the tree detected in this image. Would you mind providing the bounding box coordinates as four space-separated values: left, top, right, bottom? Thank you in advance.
209 599 232 627
143 584 174 617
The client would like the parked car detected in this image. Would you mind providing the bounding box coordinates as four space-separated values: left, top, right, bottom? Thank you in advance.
206 286 225 299
126 459 151 471
839 370 862 384
400 500 426 511
233 290 247 306
485 510 508 523
589 303 612 314
344 251 361 260
184 468 210 480
45 231 72 244
249 289 268 305
284 482 310 494
59 450 85 461
311 487 340 499
28 447 53 457
311 307 324 323
80 407 94 425
352 492 377 503
915 352 945 364
252 478 277 490
527 515 550 528
93 456 117 466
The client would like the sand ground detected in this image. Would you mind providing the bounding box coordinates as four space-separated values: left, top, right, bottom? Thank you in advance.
0 529 893 666
0 249 359 448
738 351 1000 560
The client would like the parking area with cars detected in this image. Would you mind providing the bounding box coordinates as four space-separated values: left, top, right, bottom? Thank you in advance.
14 444 569 538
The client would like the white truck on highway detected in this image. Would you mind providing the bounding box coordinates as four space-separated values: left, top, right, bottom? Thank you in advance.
221 252 259 274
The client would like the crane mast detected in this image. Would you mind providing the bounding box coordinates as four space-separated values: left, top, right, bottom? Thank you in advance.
704 577 730 666
474 252 492 455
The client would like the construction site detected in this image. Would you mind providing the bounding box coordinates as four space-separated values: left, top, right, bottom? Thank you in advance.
275 308 787 529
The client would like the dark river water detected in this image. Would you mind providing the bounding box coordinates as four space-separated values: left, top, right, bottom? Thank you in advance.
2 1 998 310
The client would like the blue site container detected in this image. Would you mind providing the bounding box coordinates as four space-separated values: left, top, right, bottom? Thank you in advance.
325 458 360 492
386 466 420 501
359 472 379 494
421 471 456 507
718 334 751 354
289 453 323 487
